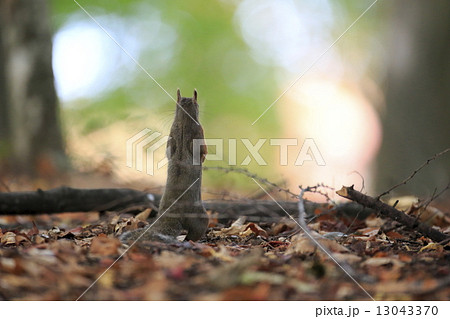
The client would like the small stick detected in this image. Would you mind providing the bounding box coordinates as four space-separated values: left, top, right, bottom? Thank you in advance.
422 182 450 211
204 166 298 198
0 178 11 192
298 186 375 294
348 170 365 192
337 186 449 243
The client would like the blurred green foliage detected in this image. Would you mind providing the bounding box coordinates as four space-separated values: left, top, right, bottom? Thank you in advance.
50 0 279 129
50 0 281 189
49 0 384 191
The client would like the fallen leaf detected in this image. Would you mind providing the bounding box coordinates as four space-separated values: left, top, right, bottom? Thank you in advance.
331 253 362 264
358 227 380 237
33 235 46 244
212 218 266 238
231 216 247 227
15 234 30 245
398 253 413 262
244 223 268 238
135 209 152 221
98 270 115 288
1 232 16 246
287 234 349 255
47 226 62 238
270 218 297 235
241 271 285 285
388 196 450 227
322 232 347 240
388 196 419 212
365 216 384 227
90 236 121 256
209 245 234 262
67 226 83 235
419 243 443 253
27 221 40 236
361 257 404 268
386 231 403 239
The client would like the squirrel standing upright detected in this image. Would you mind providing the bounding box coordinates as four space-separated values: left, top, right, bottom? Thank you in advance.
121 89 208 243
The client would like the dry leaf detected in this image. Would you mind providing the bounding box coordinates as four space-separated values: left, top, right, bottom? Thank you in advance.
135 209 152 221
332 253 362 264
231 216 247 227
90 236 121 256
359 227 380 237
1 232 16 246
386 231 403 239
212 217 265 238
208 245 234 262
419 243 443 253
28 222 40 236
271 218 298 235
244 223 268 238
15 234 30 245
388 196 419 212
388 196 449 227
365 216 384 227
287 234 349 255
33 235 46 244
361 257 404 268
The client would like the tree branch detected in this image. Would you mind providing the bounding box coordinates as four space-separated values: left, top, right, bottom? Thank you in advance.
337 186 449 243
0 186 374 224
0 187 159 215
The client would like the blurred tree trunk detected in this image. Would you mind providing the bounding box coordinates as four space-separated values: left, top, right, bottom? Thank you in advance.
0 0 66 176
0 20 9 157
376 0 450 197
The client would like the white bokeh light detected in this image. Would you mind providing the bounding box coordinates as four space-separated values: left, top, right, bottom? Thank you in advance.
234 0 335 72
53 21 117 101
52 7 177 103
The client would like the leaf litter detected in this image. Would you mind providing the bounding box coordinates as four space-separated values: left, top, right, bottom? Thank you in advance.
0 198 449 301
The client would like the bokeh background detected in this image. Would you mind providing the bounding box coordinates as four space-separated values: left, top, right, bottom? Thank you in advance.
0 0 448 201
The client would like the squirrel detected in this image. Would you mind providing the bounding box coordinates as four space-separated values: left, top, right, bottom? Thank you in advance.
120 89 209 243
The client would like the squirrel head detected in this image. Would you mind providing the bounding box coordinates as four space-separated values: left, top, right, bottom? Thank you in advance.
176 89 199 121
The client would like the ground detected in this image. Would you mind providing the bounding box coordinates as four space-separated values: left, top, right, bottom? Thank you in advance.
0 174 449 301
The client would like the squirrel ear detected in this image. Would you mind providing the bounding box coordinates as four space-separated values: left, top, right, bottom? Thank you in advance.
193 89 198 103
177 89 181 103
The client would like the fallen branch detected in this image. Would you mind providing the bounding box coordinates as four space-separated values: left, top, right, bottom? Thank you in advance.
337 186 449 243
205 199 303 222
0 187 159 215
0 186 374 223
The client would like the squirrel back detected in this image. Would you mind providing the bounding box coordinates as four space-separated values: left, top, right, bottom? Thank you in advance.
120 89 208 244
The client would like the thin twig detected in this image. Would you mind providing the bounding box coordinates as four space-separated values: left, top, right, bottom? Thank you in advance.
202 188 248 201
299 183 337 206
411 183 449 225
204 166 298 198
422 182 450 210
0 178 11 192
344 206 365 236
377 148 450 199
298 187 375 288
348 170 365 192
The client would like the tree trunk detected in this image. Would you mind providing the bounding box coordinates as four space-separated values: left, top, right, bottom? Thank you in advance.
376 0 450 197
0 0 66 176
0 12 9 161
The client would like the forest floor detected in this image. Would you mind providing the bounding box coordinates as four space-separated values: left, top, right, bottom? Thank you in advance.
0 173 449 301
